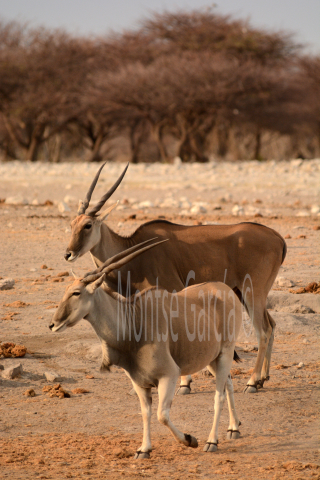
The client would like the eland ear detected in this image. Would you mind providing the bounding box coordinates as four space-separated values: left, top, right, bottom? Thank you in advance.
85 274 106 294
97 201 119 222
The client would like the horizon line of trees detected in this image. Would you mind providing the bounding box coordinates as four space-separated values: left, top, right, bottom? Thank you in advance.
0 9 319 163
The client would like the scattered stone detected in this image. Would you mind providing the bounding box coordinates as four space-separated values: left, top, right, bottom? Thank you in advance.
190 205 207 214
292 305 315 314
44 371 60 382
63 195 76 204
44 200 53 206
274 364 288 370
290 282 320 294
31 199 39 205
302 339 310 345
296 210 310 217
276 277 295 287
297 234 306 239
1 363 23 379
231 205 244 216
4 301 30 308
311 205 320 214
284 234 291 239
5 195 29 205
0 342 27 358
85 375 95 379
41 265 48 269
56 271 69 277
0 278 15 290
24 388 36 397
58 201 70 213
42 384 70 399
312 225 320 231
72 388 90 394
297 362 305 369
0 364 4 370
138 200 154 209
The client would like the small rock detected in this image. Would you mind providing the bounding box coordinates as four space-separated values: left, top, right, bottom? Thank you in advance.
138 200 154 209
190 205 207 214
5 195 29 205
41 265 48 269
284 234 291 239
44 371 60 382
58 201 70 213
302 339 310 345
312 225 320 231
311 205 320 214
232 205 244 216
0 364 4 370
63 195 76 204
296 210 310 217
297 362 305 369
24 388 36 397
2 363 23 379
0 278 15 290
276 277 295 287
31 199 39 205
56 271 69 277
292 305 315 314
72 388 90 394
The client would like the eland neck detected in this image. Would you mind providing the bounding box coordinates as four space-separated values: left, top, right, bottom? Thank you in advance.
90 222 132 268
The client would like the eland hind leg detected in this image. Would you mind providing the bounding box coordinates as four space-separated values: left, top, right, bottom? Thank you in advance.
176 375 193 395
244 298 274 393
204 349 239 452
260 311 276 386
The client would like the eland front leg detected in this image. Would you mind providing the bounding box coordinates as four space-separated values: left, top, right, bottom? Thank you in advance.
157 375 198 448
131 383 152 459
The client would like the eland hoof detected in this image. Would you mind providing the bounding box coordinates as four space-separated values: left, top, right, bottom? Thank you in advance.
243 384 257 394
203 442 218 452
184 433 198 448
227 429 240 440
134 451 150 460
176 385 191 396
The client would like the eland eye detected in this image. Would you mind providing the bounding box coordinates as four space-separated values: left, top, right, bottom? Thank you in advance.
72 291 81 296
84 224 92 230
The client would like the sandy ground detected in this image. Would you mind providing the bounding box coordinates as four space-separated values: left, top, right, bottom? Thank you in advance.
0 160 319 480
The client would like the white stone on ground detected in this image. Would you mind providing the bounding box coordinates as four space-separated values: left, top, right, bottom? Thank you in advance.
0 278 15 290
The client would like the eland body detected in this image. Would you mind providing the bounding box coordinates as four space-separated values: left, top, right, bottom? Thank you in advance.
51 239 243 458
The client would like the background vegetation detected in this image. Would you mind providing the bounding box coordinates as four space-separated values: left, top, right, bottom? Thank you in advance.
0 10 319 162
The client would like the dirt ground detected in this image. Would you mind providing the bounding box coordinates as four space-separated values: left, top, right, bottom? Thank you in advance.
0 160 319 480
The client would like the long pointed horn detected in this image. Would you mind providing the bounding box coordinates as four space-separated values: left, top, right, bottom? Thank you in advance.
101 239 168 276
83 237 159 280
82 238 168 284
86 163 129 217
78 162 107 215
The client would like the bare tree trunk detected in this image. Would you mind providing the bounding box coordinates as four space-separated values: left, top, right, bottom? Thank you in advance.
129 121 146 164
87 130 104 162
253 129 262 160
27 134 40 162
190 134 209 162
152 123 170 163
217 122 230 158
